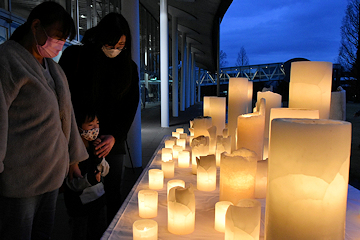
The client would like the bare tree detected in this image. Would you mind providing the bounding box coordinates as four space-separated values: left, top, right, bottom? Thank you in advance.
338 0 359 75
235 46 249 66
220 50 228 67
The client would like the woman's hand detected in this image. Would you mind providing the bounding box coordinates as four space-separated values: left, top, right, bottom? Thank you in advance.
94 135 115 158
68 163 83 181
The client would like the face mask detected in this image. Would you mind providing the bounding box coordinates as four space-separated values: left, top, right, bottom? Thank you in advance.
102 46 121 58
80 127 99 141
34 27 65 58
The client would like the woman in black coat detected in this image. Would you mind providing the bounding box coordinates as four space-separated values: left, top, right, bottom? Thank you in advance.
59 12 139 224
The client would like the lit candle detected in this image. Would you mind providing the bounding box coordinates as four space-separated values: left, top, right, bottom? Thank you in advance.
203 96 213 117
215 201 233 232
164 138 176 149
148 169 164 190
168 185 195 235
188 127 194 137
167 179 185 200
220 148 258 204
176 138 186 150
216 136 231 167
247 80 253 113
133 219 158 240
228 77 249 151
330 86 346 120
192 116 212 138
197 154 217 191
176 128 184 133
237 112 265 161
138 190 158 218
225 199 261 240
289 61 332 119
172 131 180 139
161 152 172 162
178 150 190 168
179 133 187 140
265 118 351 239
208 125 217 155
191 135 210 174
208 97 226 136
161 160 174 178
254 159 268 199
172 145 183 159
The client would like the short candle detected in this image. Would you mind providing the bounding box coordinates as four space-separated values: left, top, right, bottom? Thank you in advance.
172 145 183 159
148 169 164 190
133 219 158 240
167 179 185 200
176 138 186 150
138 190 158 218
215 201 233 232
176 128 184 133
161 160 174 178
178 150 190 168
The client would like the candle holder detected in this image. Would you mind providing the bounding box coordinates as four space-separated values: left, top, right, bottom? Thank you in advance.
138 190 158 218
220 148 258 204
197 155 216 191
216 136 231 167
168 185 195 235
167 179 185 200
133 219 158 240
148 169 164 190
215 201 234 232
192 116 212 138
265 118 351 239
225 199 261 240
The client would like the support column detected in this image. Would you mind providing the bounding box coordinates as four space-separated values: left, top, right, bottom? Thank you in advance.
198 67 201 102
180 32 187 111
190 52 195 105
171 16 179 117
160 0 169 127
186 42 191 108
121 0 142 168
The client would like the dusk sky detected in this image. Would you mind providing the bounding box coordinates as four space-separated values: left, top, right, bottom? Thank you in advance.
220 0 347 67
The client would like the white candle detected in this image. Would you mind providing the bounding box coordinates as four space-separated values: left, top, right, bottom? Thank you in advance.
148 169 164 190
191 135 210 174
237 112 265 161
228 77 249 151
216 136 231 167
220 148 258 204
197 154 217 191
178 150 190 168
193 116 212 138
168 185 195 235
172 131 180 139
161 152 172 162
138 190 158 218
176 128 184 133
172 145 183 159
330 86 346 120
209 97 226 136
176 138 186 150
289 61 332 119
225 199 261 240
133 219 158 240
164 138 176 149
247 81 253 113
255 159 268 199
265 118 351 239
161 160 174 178
203 96 213 117
215 201 233 232
167 179 185 200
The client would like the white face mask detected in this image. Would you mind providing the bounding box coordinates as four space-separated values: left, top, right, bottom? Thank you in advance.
80 127 99 141
101 46 121 58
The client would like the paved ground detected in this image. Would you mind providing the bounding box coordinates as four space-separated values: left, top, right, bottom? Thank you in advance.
52 101 360 239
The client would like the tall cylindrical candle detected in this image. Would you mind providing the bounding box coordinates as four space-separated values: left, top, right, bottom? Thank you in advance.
148 169 164 190
247 80 253 113
265 118 351 240
225 199 261 240
133 219 158 240
228 77 249 151
289 61 332 119
220 148 258 204
209 97 226 136
237 112 265 161
138 190 158 218
215 201 234 232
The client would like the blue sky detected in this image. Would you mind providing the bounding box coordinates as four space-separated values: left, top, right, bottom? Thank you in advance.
220 0 347 67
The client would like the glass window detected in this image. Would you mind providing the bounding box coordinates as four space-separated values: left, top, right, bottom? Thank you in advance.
0 25 8 44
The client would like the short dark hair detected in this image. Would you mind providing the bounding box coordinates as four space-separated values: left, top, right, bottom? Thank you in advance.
74 105 99 128
10 1 76 41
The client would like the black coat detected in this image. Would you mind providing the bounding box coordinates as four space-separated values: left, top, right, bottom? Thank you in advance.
59 44 139 154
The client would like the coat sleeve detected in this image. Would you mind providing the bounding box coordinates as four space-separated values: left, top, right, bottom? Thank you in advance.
0 79 8 173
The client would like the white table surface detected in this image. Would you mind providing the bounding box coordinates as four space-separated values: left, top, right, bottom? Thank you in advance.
102 136 360 240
